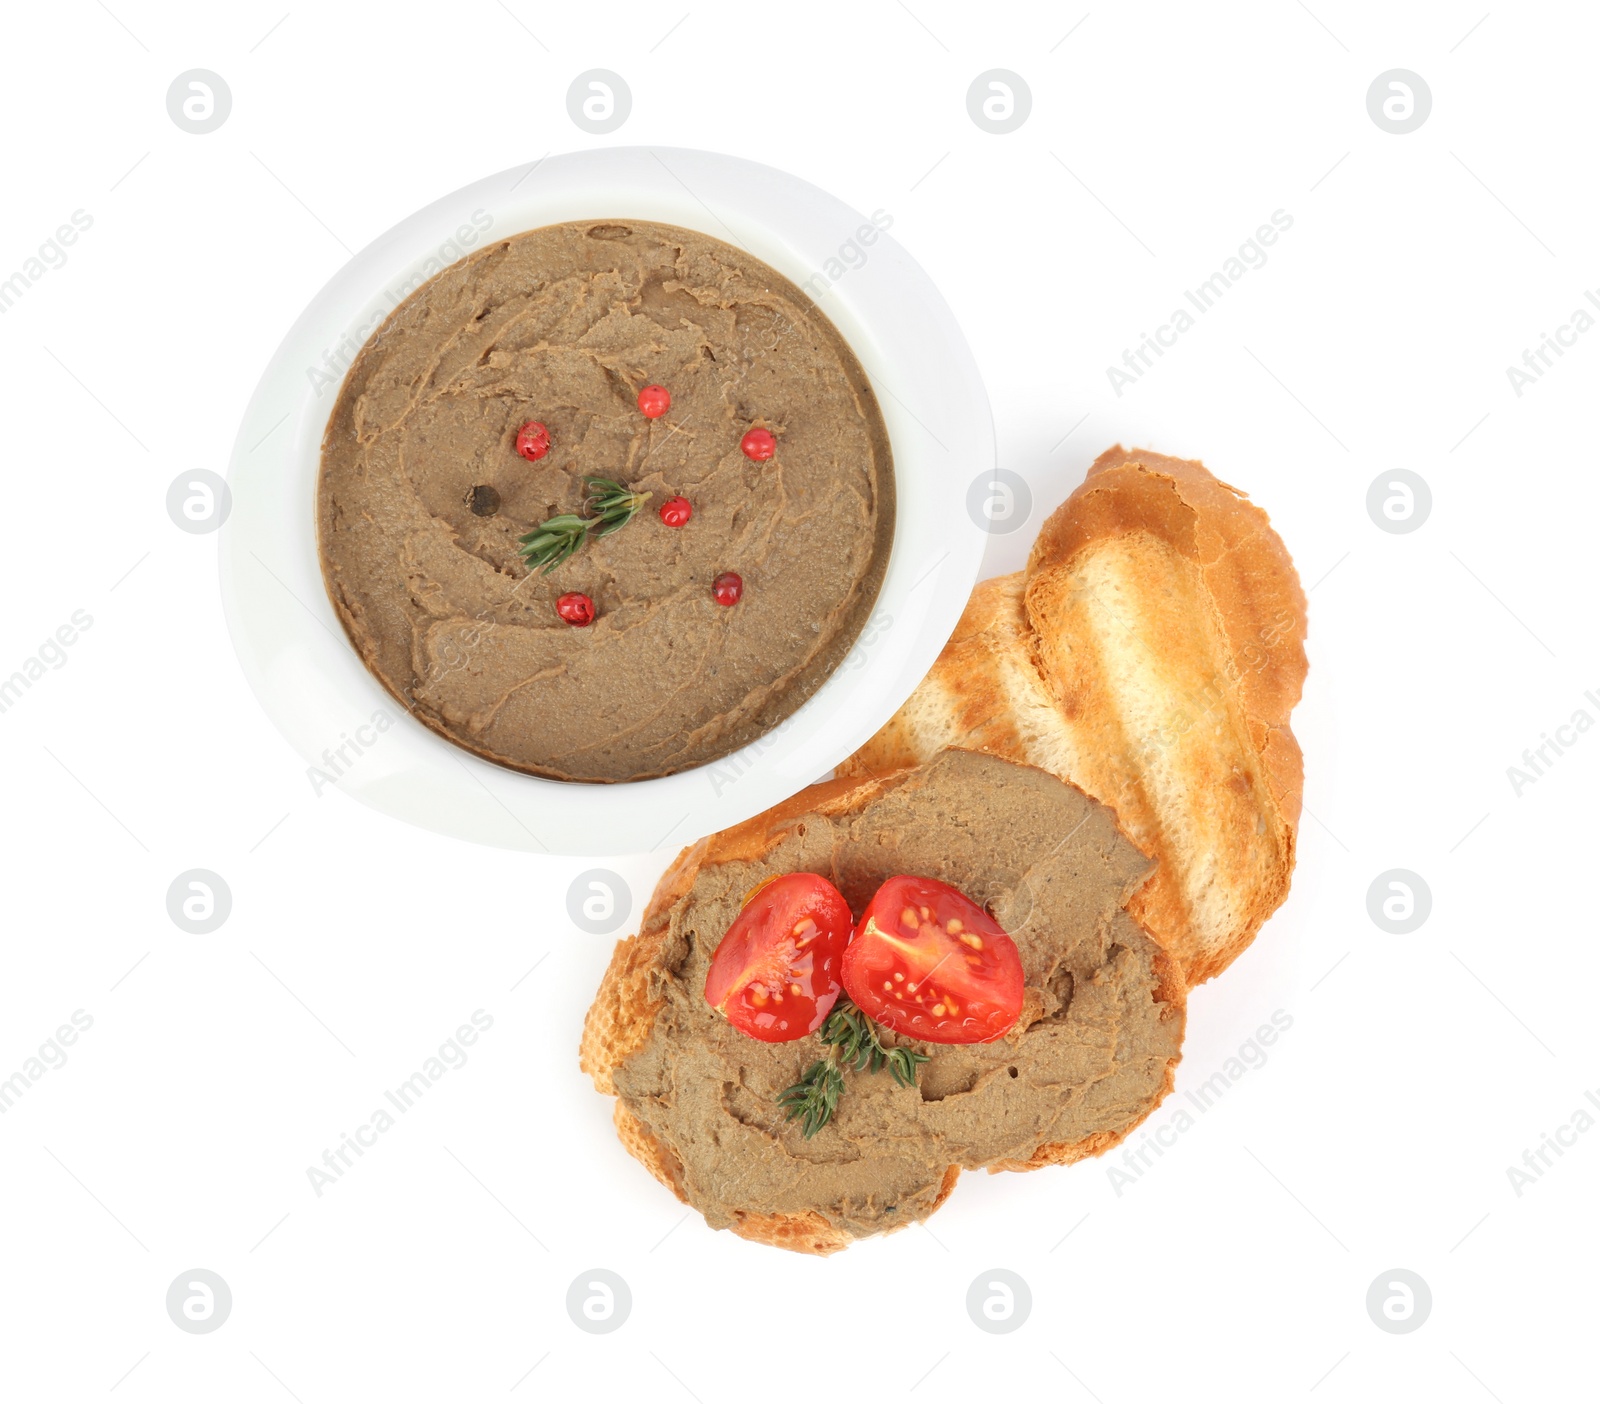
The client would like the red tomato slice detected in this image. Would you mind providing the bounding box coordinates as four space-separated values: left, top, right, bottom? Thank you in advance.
841 875 1024 1044
704 872 853 1042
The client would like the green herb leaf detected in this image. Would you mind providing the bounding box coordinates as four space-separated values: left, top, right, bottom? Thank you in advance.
778 1059 845 1139
886 1046 929 1089
516 478 651 573
776 997 930 1138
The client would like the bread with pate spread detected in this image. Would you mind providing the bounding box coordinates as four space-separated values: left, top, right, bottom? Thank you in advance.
841 447 1307 986
580 748 1185 1254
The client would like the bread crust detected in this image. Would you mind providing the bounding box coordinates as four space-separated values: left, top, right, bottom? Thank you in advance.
1028 446 1307 823
843 447 1307 985
581 759 1184 1254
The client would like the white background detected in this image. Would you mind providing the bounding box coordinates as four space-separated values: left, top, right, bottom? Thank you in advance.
2 2 1596 1400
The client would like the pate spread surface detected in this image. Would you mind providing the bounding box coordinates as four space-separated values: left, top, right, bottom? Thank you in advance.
613 750 1184 1239
318 219 893 782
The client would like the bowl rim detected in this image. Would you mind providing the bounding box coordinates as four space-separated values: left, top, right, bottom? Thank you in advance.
219 145 993 856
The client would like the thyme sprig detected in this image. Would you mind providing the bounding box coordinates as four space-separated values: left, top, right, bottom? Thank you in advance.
777 1058 844 1139
777 997 931 1139
516 477 651 574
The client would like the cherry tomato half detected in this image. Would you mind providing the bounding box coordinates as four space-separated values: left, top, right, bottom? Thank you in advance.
704 873 853 1042
841 875 1024 1044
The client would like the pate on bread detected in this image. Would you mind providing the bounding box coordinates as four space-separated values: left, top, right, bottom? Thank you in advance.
581 749 1185 1254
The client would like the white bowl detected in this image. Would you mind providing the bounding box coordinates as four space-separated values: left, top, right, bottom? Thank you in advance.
220 147 992 855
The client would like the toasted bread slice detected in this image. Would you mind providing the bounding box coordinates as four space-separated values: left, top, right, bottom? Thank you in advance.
581 750 1185 1254
843 447 1307 984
